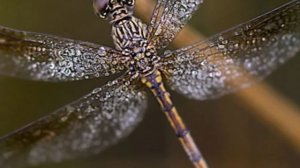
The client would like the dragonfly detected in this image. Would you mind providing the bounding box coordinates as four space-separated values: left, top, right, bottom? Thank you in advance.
0 0 300 167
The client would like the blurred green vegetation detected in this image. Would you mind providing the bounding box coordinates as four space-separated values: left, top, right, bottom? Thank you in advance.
0 0 299 168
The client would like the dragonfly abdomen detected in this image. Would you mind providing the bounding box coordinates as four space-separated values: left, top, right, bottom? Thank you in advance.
142 71 208 168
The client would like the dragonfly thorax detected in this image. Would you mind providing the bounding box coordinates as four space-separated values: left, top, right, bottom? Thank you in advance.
124 45 160 76
96 0 160 76
111 16 147 50
107 3 159 76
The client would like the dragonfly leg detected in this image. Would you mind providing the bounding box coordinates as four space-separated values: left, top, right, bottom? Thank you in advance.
142 70 208 168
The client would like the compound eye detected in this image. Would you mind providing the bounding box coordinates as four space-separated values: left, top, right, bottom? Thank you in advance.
93 0 110 18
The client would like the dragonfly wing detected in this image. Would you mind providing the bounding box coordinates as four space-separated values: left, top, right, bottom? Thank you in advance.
161 1 300 100
147 0 203 49
0 76 147 167
0 26 126 81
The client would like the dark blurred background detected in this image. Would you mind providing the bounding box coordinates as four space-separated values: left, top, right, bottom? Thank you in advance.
0 0 300 168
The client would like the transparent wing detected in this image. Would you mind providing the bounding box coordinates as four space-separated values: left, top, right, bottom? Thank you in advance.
161 1 300 100
0 25 126 81
0 76 147 168
147 0 203 49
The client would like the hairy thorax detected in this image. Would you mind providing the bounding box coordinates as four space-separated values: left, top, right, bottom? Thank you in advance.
112 17 160 76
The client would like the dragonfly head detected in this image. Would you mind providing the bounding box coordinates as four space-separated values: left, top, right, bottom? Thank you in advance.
93 0 134 22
